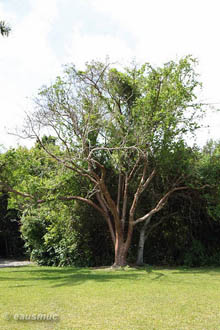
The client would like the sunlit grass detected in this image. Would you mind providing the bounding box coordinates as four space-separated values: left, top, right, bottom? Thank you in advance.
1 265 220 329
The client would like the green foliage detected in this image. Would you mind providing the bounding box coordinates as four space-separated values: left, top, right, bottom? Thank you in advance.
183 239 207 267
184 242 220 268
21 201 113 267
0 192 24 257
2 136 220 267
33 56 204 175
196 140 220 221
0 144 82 210
21 204 78 266
0 20 11 37
0 57 214 267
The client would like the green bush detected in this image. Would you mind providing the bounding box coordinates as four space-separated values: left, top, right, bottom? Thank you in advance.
183 240 207 267
21 202 113 267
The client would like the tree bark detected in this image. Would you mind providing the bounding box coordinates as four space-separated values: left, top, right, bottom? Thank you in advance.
136 226 146 266
136 214 176 265
113 233 128 267
136 216 152 266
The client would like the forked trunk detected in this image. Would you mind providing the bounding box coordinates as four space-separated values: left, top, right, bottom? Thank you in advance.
112 220 134 267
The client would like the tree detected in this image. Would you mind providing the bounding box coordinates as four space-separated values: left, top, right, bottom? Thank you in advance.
2 57 205 266
135 143 200 265
0 20 11 37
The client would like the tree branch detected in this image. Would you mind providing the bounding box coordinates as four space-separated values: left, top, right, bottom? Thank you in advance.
36 137 98 184
121 174 128 230
117 173 122 216
96 192 115 244
134 186 189 225
144 212 178 241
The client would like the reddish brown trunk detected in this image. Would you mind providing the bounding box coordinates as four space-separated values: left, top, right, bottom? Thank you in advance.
113 223 133 267
113 234 128 267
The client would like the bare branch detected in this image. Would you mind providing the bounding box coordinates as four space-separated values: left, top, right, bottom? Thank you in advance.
96 192 115 244
88 145 141 160
144 212 178 240
117 173 122 215
0 183 35 201
142 168 156 191
129 163 156 221
128 154 141 182
36 137 98 184
134 186 189 225
121 174 128 230
58 195 105 215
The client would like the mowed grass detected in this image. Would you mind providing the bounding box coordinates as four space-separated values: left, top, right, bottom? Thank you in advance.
1 266 220 329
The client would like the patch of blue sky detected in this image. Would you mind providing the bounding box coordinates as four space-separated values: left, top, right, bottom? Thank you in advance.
48 0 136 59
1 0 31 22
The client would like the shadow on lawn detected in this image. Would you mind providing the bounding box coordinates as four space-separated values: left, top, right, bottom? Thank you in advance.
171 267 220 275
0 266 146 288
145 266 220 279
1 266 220 288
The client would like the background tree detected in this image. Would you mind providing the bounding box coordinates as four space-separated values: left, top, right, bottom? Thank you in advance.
135 142 200 265
138 140 220 266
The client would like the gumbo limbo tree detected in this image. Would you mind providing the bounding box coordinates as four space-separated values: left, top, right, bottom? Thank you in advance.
7 57 205 266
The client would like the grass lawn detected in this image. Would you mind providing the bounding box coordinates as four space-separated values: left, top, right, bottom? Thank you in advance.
1 265 220 329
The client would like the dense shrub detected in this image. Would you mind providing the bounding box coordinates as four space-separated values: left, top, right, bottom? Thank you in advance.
0 192 24 258
21 202 114 267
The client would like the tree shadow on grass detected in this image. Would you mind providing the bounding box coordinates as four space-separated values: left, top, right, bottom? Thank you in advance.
145 265 220 281
0 265 169 287
0 266 147 288
144 266 165 280
171 266 220 276
1 265 220 288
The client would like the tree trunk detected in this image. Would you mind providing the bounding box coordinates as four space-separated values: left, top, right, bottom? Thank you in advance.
5 237 9 257
113 234 128 267
136 226 146 266
136 216 152 266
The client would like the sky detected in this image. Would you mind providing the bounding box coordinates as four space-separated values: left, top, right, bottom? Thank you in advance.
0 0 220 149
